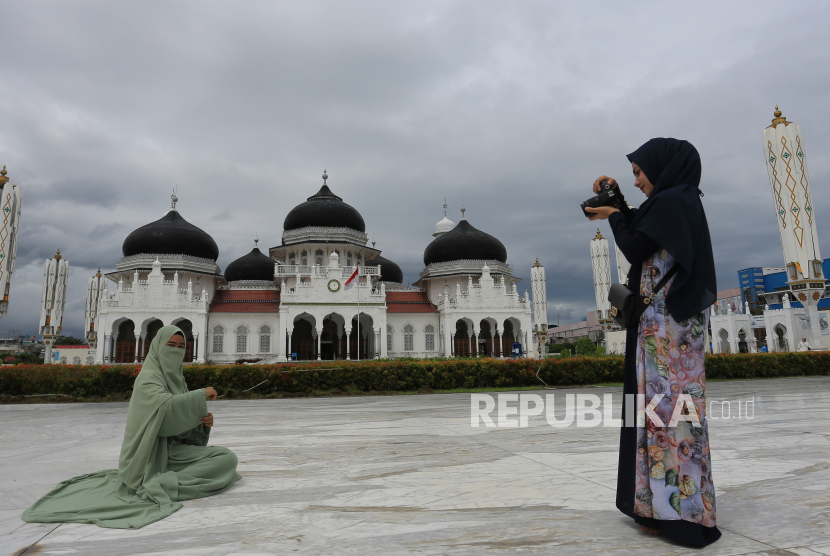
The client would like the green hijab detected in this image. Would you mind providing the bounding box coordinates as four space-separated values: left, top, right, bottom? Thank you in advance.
118 325 189 489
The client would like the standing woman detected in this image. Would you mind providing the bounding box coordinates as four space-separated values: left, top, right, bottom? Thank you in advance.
586 138 720 546
23 325 241 529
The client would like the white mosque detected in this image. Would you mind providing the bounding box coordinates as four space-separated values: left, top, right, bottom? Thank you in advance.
86 171 534 364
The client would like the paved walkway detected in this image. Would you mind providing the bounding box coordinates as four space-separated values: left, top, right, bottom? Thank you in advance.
3 377 830 556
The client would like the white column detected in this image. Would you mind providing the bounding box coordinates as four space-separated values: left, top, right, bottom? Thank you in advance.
98 333 108 364
192 334 198 362
43 338 54 364
346 328 351 360
317 329 322 360
277 310 288 362
134 337 140 363
450 332 455 357
288 332 293 360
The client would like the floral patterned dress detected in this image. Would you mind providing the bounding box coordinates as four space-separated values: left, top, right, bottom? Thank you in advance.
632 249 716 527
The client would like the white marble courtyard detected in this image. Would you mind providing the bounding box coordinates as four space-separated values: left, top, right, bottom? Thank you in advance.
3 377 830 556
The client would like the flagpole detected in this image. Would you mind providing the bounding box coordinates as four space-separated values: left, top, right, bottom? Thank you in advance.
357 265 360 362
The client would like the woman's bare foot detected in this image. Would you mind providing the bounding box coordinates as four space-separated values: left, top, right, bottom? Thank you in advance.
641 525 661 535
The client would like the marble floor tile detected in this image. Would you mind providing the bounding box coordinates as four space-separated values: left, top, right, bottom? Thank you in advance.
3 377 829 555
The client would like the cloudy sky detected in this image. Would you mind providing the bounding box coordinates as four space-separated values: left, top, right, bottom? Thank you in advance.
2 1 829 338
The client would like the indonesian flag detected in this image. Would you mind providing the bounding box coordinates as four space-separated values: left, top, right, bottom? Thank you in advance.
344 267 359 290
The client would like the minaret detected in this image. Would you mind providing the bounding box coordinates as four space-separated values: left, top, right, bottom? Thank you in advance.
615 243 631 285
0 165 23 318
590 229 612 321
530 258 548 357
39 250 70 364
85 269 107 347
762 106 825 344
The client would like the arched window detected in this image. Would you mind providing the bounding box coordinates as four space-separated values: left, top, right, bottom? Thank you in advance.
259 324 271 353
404 324 414 351
236 325 249 353
347 258 352 266
212 325 225 353
425 324 435 351
289 252 296 266
86 356 94 365
301 250 308 265
315 249 324 266
387 324 393 351
73 356 81 365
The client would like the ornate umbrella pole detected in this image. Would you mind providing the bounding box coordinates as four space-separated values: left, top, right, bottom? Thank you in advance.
0 166 23 319
762 106 826 346
39 250 69 363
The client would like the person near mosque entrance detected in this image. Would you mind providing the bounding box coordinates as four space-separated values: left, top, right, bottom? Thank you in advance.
586 138 720 546
798 337 811 352
22 326 240 529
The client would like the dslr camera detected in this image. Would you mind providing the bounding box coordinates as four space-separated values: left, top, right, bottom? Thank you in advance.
581 180 625 218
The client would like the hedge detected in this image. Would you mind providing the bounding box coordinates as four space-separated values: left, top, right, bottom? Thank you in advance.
1 352 828 401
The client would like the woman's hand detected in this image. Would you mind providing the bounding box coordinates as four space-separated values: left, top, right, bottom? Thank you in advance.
593 175 618 193
200 413 214 427
585 206 619 221
205 387 218 401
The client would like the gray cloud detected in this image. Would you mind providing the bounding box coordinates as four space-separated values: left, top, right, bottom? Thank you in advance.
1 1 829 339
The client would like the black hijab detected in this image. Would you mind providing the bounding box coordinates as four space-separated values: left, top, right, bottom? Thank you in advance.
627 138 716 322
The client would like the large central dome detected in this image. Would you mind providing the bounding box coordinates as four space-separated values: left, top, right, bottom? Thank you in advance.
123 209 219 261
283 173 365 232
423 217 507 266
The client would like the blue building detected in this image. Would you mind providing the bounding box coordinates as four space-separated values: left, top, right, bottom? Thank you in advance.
740 260 830 311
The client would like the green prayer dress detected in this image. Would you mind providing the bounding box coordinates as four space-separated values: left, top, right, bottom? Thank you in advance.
22 326 241 529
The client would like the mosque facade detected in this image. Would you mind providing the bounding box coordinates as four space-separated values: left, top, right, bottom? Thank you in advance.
91 172 533 364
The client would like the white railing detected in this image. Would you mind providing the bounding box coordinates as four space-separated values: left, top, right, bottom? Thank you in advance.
386 351 440 359
276 265 380 278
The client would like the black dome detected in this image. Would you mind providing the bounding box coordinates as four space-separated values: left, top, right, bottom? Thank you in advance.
372 255 404 283
224 247 275 282
283 184 366 232
123 210 219 261
423 219 507 266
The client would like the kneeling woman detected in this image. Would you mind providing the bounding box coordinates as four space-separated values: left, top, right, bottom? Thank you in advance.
23 325 241 529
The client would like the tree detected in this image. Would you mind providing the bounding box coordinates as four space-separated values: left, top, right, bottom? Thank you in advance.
547 342 575 354
52 335 86 345
575 337 596 356
18 352 44 364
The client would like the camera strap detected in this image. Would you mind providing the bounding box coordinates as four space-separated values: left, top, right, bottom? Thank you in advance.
643 263 680 306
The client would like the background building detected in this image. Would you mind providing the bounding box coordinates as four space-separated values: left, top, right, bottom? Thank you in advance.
92 172 533 363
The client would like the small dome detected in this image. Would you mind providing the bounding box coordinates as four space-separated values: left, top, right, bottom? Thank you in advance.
371 255 404 284
224 247 274 282
123 210 219 261
423 218 507 266
433 216 456 237
283 182 366 232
